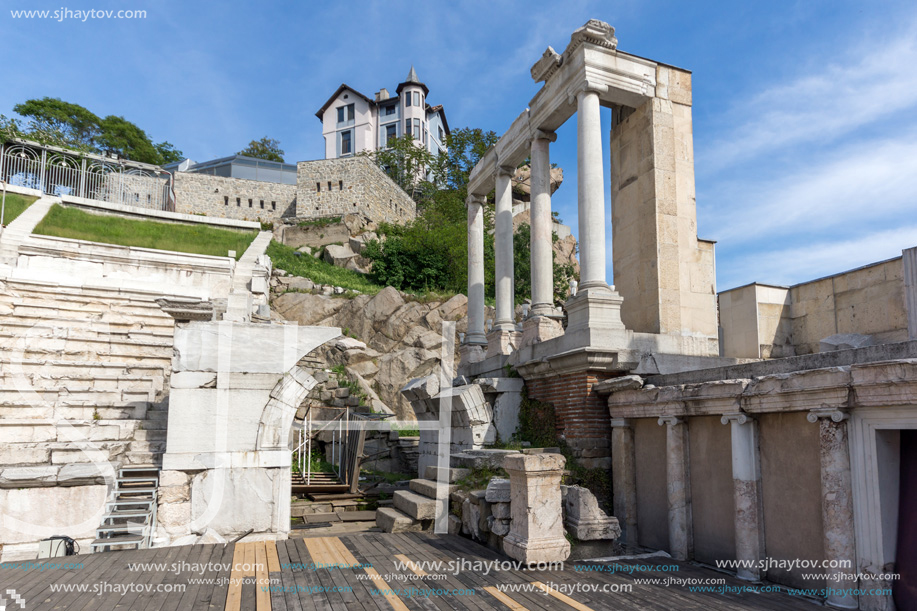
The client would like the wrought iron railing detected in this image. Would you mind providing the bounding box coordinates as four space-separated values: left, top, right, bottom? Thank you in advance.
0 140 172 211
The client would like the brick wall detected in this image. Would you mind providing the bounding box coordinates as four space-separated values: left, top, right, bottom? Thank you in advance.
296 157 415 224
173 172 297 222
525 371 618 469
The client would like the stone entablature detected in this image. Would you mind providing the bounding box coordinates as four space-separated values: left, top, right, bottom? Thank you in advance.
295 157 415 225
173 172 298 222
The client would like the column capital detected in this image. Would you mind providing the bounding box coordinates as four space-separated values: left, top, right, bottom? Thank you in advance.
657 415 684 427
497 164 516 178
531 129 557 143
466 193 486 208
720 412 754 425
568 80 609 104
807 408 849 423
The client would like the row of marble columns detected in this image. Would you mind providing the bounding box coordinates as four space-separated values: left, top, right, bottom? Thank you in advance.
465 88 612 347
611 410 857 609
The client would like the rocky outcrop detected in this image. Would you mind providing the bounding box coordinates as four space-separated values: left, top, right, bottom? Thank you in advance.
273 287 492 420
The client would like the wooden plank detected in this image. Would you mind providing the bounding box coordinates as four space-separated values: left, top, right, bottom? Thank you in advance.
114 544 183 611
254 542 272 611
295 538 346 610
286 539 333 611
160 543 215 611
321 537 360 566
224 543 245 611
138 544 200 611
362 567 411 611
266 541 282 574
394 554 427 577
205 544 237 610
175 542 226 611
336 535 388 611
482 587 532 611
532 581 595 611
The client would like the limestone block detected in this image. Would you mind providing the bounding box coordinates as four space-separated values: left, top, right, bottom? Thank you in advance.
287 277 315 292
401 375 440 403
461 497 483 541
491 517 511 537
57 463 108 485
493 391 522 443
492 502 511 520
0 485 106 544
485 478 511 503
190 468 277 537
159 501 192 535
334 336 367 351
448 513 462 535
0 425 56 443
0 466 60 487
159 470 190 487
474 378 525 393
160 485 191 504
562 485 621 541
503 453 570 565
0 446 51 465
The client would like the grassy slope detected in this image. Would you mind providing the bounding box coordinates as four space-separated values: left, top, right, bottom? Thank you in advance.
267 240 385 295
33 205 257 259
0 192 38 226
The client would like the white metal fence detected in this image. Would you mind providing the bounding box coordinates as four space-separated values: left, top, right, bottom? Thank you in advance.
0 141 172 211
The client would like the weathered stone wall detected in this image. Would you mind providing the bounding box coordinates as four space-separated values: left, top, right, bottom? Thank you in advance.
98 173 169 210
633 418 668 552
759 411 825 590
173 172 297 222
790 257 906 355
687 415 735 564
296 157 415 225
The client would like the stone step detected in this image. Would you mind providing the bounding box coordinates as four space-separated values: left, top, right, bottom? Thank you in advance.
0 387 152 405
0 344 172 367
393 489 439 520
124 451 162 465
0 317 173 339
145 411 168 422
0 405 148 421
0 281 181 309
423 466 471 483
409 478 457 499
0 372 162 394
133 429 167 441
0 300 173 324
375 507 426 533
0 330 172 352
128 441 166 453
0 358 167 379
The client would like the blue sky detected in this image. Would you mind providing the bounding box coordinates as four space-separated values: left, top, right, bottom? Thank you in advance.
3 0 916 290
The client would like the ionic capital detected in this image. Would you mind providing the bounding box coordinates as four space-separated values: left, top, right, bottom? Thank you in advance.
806 408 850 424
568 80 608 105
721 412 754 426
531 129 557 143
657 415 684 427
497 164 516 178
466 194 486 208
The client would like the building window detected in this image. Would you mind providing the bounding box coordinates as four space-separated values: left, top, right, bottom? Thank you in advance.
271 201 276 210
385 104 396 116
248 198 253 208
236 197 241 207
405 120 411 138
341 130 352 155
336 103 354 123
260 199 264 209
385 124 397 146
404 95 411 108
438 127 444 141
339 180 343 190
414 118 420 139
316 182 321 192
224 196 229 206
423 127 427 146
327 181 332 190
413 92 420 106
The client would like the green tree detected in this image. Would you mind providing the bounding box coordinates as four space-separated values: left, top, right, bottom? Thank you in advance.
95 115 161 164
154 141 184 164
359 134 436 203
513 223 577 306
13 97 101 148
237 137 285 162
439 127 498 190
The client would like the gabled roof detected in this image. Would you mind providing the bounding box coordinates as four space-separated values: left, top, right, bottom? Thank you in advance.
315 84 375 120
428 104 450 136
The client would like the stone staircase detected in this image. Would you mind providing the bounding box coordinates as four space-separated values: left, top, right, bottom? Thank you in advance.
0 278 176 469
376 465 467 533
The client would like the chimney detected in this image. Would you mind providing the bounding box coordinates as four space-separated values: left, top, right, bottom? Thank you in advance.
378 88 390 101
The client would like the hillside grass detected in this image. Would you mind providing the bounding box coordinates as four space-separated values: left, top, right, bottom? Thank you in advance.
33 204 257 259
267 240 386 295
0 192 38 226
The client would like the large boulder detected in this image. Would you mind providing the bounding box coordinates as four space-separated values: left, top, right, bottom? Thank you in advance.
323 243 358 267
512 165 563 200
272 293 347 325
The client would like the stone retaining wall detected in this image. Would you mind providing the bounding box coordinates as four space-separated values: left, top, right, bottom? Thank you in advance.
173 172 297 222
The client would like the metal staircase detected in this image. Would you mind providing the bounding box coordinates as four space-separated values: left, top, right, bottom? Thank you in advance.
90 466 159 552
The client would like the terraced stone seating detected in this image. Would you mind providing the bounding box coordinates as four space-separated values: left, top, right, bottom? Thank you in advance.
0 278 181 470
376 465 466 533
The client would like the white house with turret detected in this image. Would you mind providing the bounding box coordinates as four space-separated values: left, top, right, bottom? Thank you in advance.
316 67 449 160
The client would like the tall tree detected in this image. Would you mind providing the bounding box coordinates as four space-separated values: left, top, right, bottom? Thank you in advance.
362 135 436 203
238 137 285 162
154 141 184 164
95 115 161 164
13 97 100 148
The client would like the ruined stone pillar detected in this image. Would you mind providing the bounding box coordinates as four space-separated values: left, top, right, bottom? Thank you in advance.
808 409 858 609
659 416 692 560
721 413 764 581
503 452 571 565
494 166 515 331
576 87 610 292
611 418 638 546
904 246 917 340
465 194 487 346
529 130 556 317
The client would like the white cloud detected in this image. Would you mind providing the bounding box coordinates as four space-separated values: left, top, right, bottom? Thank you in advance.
699 22 917 174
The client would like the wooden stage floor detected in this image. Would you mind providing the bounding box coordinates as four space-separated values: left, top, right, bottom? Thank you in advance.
0 532 822 610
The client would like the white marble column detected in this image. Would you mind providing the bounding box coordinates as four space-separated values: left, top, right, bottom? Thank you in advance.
494 166 515 330
611 418 638 547
576 87 610 292
659 416 692 561
721 412 764 581
529 130 556 318
808 408 858 609
465 194 487 346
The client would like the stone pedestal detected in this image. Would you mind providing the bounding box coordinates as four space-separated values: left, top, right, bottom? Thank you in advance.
611 418 638 546
659 416 692 561
485 328 521 358
721 412 764 581
459 342 486 366
809 409 858 609
562 485 621 540
518 315 563 349
502 452 570 565
564 287 625 334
